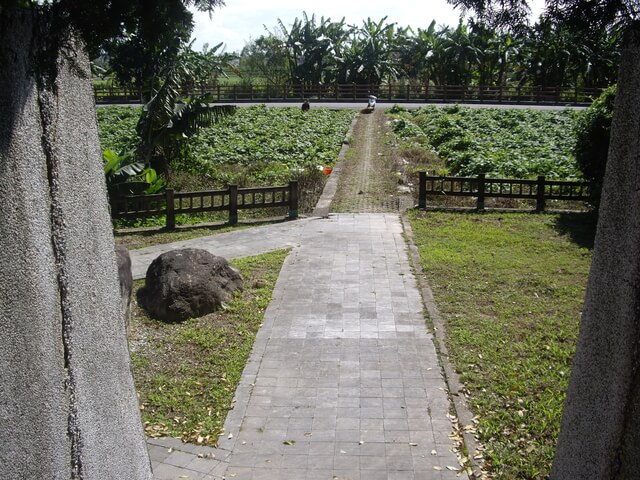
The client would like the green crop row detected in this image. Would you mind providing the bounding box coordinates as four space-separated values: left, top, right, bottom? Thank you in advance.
391 105 582 179
97 105 355 187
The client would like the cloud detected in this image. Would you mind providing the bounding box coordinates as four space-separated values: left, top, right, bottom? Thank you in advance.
191 0 546 53
191 0 464 52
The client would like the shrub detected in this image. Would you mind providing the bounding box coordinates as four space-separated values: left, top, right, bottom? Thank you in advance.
574 85 616 195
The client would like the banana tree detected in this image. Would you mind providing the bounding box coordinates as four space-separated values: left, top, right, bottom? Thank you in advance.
103 149 166 196
136 52 236 176
180 40 240 92
343 17 400 85
240 34 290 85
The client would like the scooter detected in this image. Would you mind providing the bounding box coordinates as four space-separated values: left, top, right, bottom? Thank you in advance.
367 95 377 111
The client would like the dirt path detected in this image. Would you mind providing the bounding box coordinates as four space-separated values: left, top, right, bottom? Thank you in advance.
330 109 412 213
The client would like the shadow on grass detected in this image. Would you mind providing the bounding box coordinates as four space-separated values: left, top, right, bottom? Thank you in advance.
552 211 598 249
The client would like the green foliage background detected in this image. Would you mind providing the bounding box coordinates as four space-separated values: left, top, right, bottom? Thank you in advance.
573 85 615 187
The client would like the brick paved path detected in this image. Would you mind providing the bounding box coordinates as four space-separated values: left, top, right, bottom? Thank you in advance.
139 214 464 480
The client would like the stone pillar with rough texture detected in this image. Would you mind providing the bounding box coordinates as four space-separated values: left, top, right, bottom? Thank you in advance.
551 23 640 479
0 8 152 480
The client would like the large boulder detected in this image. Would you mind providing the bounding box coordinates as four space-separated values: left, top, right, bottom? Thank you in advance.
138 248 243 322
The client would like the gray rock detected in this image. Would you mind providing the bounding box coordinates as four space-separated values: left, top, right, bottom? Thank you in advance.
139 248 243 322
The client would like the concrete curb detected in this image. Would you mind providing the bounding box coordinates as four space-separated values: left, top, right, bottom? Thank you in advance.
311 114 359 217
401 210 484 480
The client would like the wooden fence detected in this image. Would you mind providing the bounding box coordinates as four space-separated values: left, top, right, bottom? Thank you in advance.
94 83 603 106
417 173 594 211
110 182 298 228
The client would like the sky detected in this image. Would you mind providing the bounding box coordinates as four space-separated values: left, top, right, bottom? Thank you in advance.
190 0 546 54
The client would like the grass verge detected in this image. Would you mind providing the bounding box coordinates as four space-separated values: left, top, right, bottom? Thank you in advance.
129 249 289 446
408 210 595 479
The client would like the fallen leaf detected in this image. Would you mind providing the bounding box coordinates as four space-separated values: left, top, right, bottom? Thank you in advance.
409 443 418 447
433 466 443 471
283 440 296 446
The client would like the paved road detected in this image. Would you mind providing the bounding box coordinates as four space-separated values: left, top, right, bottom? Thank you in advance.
99 101 586 111
130 219 315 280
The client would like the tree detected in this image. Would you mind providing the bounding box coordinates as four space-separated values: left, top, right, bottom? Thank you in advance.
240 35 290 85
573 84 616 196
448 1 640 478
181 41 239 91
0 1 223 478
101 0 194 100
276 12 352 85
136 55 236 176
343 17 400 85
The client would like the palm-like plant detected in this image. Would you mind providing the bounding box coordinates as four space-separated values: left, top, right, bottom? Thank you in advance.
344 17 400 85
136 52 236 176
180 41 240 91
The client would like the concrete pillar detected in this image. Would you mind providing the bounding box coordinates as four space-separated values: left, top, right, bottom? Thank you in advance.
551 23 640 479
0 9 152 479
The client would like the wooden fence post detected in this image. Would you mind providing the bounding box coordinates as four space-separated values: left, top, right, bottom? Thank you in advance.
418 172 427 209
229 185 238 225
165 188 175 230
288 181 299 220
536 175 546 212
477 174 486 211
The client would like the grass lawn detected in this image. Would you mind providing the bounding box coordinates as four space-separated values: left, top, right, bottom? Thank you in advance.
408 210 596 479
129 249 289 446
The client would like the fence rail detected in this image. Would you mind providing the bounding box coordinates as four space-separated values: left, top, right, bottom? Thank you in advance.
417 173 593 211
94 83 604 106
110 182 298 228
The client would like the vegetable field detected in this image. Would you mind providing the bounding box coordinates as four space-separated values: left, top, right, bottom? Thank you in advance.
97 105 355 187
391 106 582 179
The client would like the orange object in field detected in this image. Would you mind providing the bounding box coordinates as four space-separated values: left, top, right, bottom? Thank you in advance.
322 166 333 175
